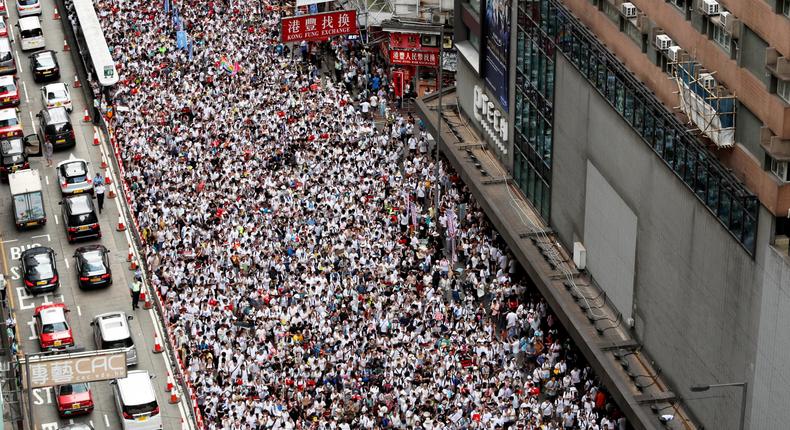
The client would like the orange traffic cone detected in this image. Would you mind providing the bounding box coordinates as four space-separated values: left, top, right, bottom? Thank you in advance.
143 289 152 310
73 75 81 88
127 246 134 262
104 175 112 185
63 40 70 51
117 216 126 231
108 185 117 199
93 130 100 146
152 333 163 354
166 373 174 392
53 7 60 19
82 109 90 122
169 388 180 404
130 257 139 271
100 155 108 169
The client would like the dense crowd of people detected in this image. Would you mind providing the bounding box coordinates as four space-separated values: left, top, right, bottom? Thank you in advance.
90 0 629 427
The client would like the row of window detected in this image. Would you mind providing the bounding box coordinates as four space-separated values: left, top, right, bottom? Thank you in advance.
520 0 759 254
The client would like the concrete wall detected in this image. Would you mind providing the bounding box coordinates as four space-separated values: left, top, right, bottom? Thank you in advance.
549 53 788 429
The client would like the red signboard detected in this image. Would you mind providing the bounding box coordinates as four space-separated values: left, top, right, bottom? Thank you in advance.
281 10 358 43
389 49 439 67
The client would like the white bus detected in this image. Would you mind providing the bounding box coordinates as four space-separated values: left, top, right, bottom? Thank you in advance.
71 0 118 87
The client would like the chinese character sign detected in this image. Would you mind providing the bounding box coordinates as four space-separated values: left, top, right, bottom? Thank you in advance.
281 10 358 43
22 352 127 388
389 49 440 67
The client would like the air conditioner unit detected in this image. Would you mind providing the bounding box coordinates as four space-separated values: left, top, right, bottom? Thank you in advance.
719 11 731 27
655 34 673 50
700 73 716 90
621 2 637 18
420 34 438 47
702 0 719 15
667 45 682 62
573 242 587 270
431 14 445 24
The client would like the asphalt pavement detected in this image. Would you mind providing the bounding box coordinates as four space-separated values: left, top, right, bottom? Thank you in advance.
0 0 190 429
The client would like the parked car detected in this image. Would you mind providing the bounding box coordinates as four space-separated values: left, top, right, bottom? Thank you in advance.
29 50 59 82
110 370 161 430
41 82 72 112
16 0 41 17
61 194 101 243
0 75 17 108
37 106 75 149
0 107 23 138
33 303 73 351
74 245 112 289
91 312 137 366
56 158 93 195
55 383 94 417
20 246 58 294
0 138 30 179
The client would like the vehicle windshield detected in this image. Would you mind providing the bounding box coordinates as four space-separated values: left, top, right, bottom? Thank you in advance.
82 251 105 272
47 88 67 100
20 28 42 38
60 162 86 182
0 51 10 62
26 252 53 279
33 53 53 68
42 322 67 334
51 122 71 134
13 191 44 222
18 0 38 5
0 115 18 127
58 383 89 395
103 337 133 349
2 139 23 156
122 400 157 416
0 82 14 93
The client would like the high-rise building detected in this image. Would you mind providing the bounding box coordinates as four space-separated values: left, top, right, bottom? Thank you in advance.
417 0 790 428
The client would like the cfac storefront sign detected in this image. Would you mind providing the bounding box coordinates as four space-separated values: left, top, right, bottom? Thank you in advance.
281 10 358 43
389 49 439 67
473 85 508 155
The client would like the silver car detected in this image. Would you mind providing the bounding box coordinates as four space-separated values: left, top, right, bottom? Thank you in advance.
41 82 72 112
56 158 93 195
90 312 138 366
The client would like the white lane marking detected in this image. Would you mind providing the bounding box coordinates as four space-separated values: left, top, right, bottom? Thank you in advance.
1 239 18 243
44 174 49 185
103 414 110 428
27 111 33 126
76 305 81 316
63 258 69 269
30 234 50 240
53 214 58 225
21 80 28 103
27 319 37 340
14 50 20 69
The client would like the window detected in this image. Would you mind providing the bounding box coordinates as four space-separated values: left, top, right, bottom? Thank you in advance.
784 0 790 18
711 24 732 54
466 0 481 16
771 157 790 182
469 32 480 51
778 80 790 104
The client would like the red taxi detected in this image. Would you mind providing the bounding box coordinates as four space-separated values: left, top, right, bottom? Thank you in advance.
55 383 94 417
34 303 74 351
0 17 7 38
0 75 19 108
0 108 22 138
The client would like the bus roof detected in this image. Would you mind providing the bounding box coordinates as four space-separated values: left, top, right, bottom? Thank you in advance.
72 0 118 87
17 17 41 32
8 169 43 195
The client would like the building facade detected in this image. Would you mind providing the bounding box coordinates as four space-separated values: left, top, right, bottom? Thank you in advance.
425 0 790 428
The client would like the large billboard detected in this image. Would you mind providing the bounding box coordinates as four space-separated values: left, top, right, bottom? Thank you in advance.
281 10 358 43
484 0 511 112
20 350 127 388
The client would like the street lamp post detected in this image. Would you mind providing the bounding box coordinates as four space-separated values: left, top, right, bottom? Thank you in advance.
690 382 748 430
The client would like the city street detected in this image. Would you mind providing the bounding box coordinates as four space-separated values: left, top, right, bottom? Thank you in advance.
0 0 188 428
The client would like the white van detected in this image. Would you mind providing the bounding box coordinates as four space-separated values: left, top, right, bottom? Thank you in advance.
111 370 162 430
18 17 44 51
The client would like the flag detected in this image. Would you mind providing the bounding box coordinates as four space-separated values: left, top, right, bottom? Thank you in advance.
188 39 193 61
446 207 457 238
232 62 241 76
164 0 170 13
219 56 234 74
176 30 187 49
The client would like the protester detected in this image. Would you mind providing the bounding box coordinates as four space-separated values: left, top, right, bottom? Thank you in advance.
88 0 628 428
